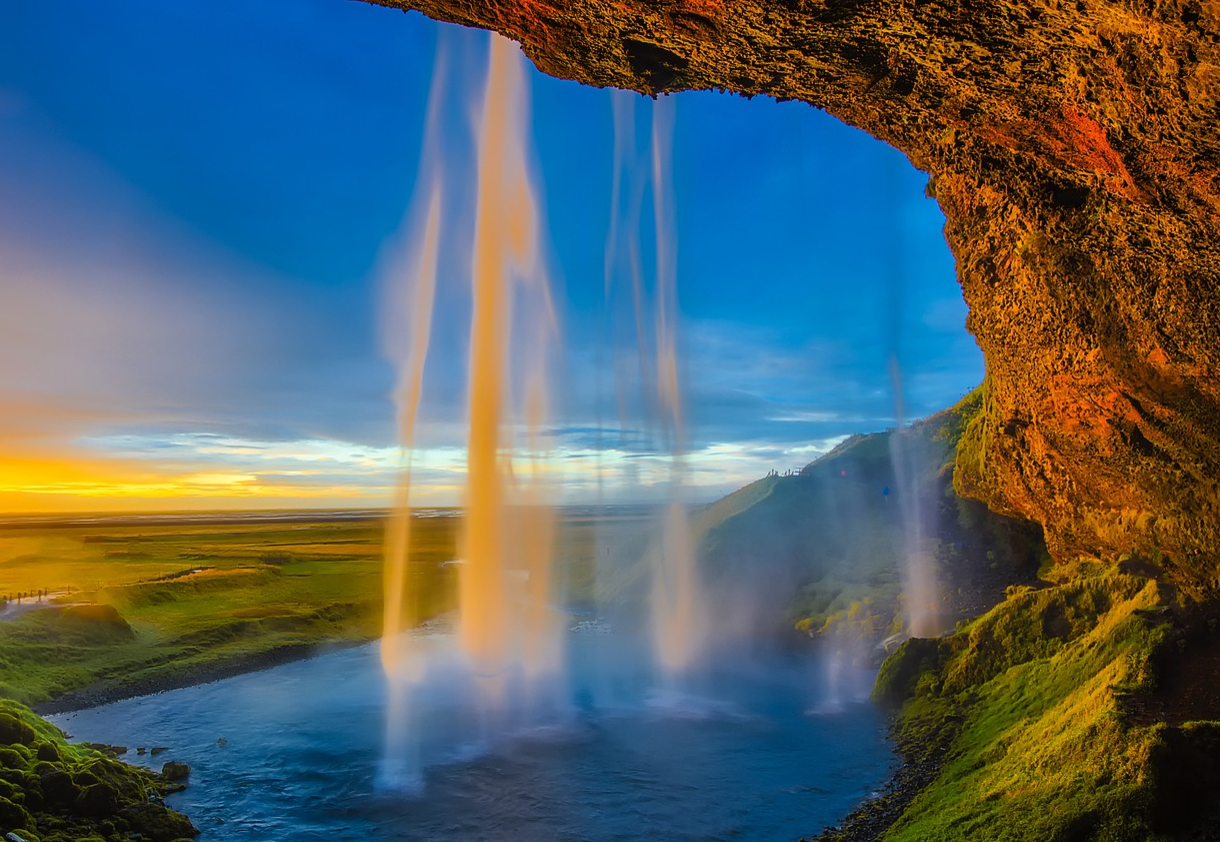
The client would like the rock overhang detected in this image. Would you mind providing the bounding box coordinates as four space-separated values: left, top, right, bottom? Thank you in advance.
368 0 1220 594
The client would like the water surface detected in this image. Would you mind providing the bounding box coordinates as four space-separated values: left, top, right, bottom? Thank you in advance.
52 631 892 842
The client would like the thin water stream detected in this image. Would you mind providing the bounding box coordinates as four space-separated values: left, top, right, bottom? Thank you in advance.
378 34 720 782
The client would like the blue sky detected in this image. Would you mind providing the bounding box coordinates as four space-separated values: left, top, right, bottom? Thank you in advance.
0 0 982 510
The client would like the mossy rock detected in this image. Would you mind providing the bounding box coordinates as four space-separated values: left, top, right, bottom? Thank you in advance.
872 636 950 707
34 743 61 763
74 781 120 818
0 794 32 830
0 751 22 771
118 802 198 841
38 769 78 809
0 713 38 747
0 695 199 840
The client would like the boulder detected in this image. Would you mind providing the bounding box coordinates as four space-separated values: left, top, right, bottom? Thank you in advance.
37 770 78 809
74 781 119 818
117 802 199 842
0 796 30 832
81 742 127 757
160 761 190 782
0 717 35 748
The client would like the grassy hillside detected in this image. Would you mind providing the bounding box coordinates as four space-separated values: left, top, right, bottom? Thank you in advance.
805 391 1220 841
695 389 1048 642
837 564 1220 842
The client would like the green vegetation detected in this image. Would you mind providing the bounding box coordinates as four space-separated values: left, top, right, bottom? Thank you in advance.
0 509 647 838
865 564 1220 841
0 517 461 706
4 394 1212 842
696 386 1047 642
0 509 648 707
0 698 193 841
806 386 1220 841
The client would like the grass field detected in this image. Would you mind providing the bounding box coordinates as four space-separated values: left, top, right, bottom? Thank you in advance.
0 515 398 704
0 509 655 707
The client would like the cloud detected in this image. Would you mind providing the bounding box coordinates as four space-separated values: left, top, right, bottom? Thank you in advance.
0 115 401 461
0 4 985 513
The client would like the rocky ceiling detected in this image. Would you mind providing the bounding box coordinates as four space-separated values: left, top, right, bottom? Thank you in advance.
367 0 1220 594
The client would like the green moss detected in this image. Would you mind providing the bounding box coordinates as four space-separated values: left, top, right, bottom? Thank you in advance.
820 597 893 642
939 575 1155 692
873 636 951 708
0 795 32 830
875 572 1189 842
952 378 992 503
0 698 195 841
0 713 38 747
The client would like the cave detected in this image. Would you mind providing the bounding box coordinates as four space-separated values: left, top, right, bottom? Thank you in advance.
365 0 1220 594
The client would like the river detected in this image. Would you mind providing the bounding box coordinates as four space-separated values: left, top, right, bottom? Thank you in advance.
51 627 892 841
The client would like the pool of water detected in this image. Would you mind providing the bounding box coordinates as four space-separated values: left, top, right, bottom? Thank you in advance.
51 630 893 842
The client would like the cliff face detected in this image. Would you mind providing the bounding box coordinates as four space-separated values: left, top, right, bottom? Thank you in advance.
370 0 1220 593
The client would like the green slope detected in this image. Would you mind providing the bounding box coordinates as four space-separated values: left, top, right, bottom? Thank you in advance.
695 389 1048 641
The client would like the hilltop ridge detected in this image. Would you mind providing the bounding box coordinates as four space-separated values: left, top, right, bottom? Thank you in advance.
695 390 1046 643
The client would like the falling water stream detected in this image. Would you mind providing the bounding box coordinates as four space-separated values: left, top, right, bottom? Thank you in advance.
379 30 714 775
49 31 920 842
379 34 567 787
645 96 704 679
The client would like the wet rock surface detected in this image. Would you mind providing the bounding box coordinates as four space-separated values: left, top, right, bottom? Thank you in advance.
374 0 1220 593
160 761 190 782
118 802 198 842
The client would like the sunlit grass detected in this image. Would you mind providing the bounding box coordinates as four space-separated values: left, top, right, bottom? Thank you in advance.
0 510 651 706
876 571 1179 841
0 517 461 705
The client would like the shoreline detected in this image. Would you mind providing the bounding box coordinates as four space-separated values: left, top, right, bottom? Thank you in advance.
33 636 377 716
809 724 942 842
